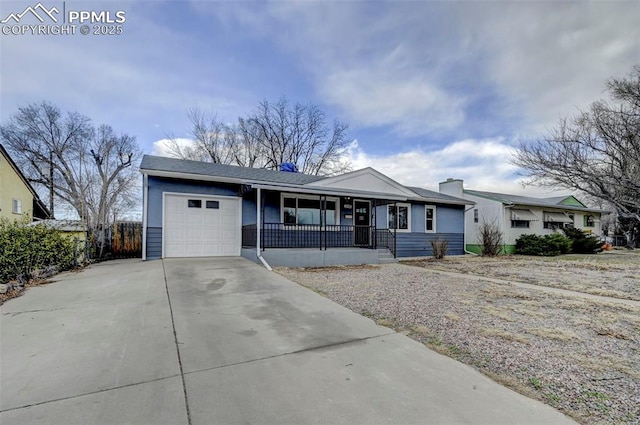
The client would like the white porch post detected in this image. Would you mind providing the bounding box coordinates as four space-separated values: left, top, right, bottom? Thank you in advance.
256 187 261 253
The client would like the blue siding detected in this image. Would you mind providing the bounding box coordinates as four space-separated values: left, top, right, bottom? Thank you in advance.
242 191 257 225
396 232 464 257
262 191 281 223
412 203 425 232
146 227 163 259
436 205 465 233
376 205 388 228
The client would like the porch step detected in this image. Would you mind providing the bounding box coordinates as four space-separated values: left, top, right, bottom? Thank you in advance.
377 249 398 264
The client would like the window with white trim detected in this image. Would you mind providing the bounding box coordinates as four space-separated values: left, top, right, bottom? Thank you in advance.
387 203 411 231
584 214 596 227
425 206 436 233
281 195 338 226
12 199 22 214
473 208 479 223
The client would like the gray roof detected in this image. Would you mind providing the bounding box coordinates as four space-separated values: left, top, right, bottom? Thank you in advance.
140 155 469 205
465 190 607 213
140 155 325 185
407 186 470 204
30 219 85 232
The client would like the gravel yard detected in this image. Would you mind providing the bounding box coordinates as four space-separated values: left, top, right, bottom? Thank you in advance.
277 256 640 425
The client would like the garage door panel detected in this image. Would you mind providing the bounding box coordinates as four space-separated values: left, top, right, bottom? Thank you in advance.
164 194 240 257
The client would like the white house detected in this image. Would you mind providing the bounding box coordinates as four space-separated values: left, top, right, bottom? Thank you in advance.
439 178 609 254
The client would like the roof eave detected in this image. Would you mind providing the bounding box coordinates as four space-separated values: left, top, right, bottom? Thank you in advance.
407 196 474 206
251 183 409 201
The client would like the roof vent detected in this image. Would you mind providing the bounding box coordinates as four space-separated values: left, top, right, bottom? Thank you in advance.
279 163 298 173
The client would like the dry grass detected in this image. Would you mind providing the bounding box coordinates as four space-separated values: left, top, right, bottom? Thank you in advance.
483 306 514 322
526 327 581 342
407 252 640 301
480 327 530 344
444 312 462 322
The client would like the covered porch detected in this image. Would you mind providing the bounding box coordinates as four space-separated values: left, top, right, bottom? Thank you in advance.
241 182 405 267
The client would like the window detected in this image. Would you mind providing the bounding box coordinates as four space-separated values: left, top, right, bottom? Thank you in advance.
206 200 220 209
425 206 436 233
281 195 338 226
584 215 596 227
12 199 22 214
188 199 202 208
543 221 562 230
511 220 530 228
473 208 479 223
388 204 411 231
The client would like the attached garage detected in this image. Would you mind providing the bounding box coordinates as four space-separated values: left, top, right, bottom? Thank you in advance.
163 193 241 257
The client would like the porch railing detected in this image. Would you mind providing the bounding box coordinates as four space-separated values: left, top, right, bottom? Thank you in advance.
375 229 396 257
242 223 392 251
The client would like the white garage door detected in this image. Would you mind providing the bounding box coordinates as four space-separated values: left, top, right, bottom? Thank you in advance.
164 194 241 257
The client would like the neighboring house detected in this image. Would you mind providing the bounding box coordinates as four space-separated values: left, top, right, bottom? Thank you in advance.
439 178 609 254
0 144 50 221
29 219 88 261
140 155 472 267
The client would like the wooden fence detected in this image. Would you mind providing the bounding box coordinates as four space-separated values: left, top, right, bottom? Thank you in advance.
89 222 142 260
112 222 142 258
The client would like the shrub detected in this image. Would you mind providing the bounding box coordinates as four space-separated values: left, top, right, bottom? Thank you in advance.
478 221 504 256
431 238 449 260
515 233 572 256
545 233 573 255
0 217 75 283
562 227 603 253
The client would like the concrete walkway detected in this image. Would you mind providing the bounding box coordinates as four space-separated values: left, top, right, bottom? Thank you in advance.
1 258 577 425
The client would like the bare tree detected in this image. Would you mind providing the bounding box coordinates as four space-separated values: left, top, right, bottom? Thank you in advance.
246 98 351 175
167 97 351 176
163 108 235 164
514 65 640 246
0 101 141 254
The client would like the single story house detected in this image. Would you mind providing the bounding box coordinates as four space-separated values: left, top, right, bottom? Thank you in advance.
140 155 472 267
439 178 609 254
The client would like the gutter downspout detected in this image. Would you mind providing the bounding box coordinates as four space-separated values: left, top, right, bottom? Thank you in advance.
142 173 148 260
463 204 478 256
503 204 514 255
256 187 272 271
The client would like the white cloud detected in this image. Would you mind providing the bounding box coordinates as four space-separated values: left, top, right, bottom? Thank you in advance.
152 138 195 157
346 139 565 198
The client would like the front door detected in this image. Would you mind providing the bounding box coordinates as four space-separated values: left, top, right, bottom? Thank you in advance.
354 200 370 246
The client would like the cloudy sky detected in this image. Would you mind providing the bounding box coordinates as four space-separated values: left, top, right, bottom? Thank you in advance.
1 0 638 196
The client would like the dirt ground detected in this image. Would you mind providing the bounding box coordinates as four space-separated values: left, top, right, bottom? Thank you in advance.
277 252 640 425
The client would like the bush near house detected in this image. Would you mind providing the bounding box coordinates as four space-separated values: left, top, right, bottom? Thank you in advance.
430 238 449 260
0 217 75 284
515 233 572 256
562 227 603 254
478 222 505 256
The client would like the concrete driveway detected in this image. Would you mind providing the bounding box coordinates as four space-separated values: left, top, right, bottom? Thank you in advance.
1 257 576 425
